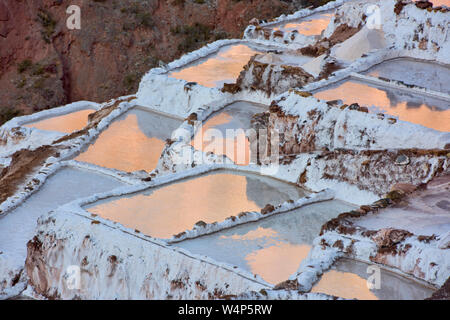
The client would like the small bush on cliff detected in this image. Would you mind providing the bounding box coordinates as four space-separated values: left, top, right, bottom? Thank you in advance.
17 59 33 73
37 9 57 43
0 107 21 126
172 23 213 53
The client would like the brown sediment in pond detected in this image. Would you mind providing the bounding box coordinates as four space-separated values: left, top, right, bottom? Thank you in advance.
0 145 56 208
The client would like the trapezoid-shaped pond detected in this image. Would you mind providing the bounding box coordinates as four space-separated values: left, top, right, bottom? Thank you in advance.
0 167 125 270
85 170 306 239
191 101 267 165
311 258 435 300
168 44 262 88
75 108 181 172
24 109 94 133
313 79 450 132
272 12 333 36
363 58 450 94
175 200 356 285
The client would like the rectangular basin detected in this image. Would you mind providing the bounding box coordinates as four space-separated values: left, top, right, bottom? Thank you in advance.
191 101 267 165
24 109 94 133
363 58 450 94
313 79 450 132
75 108 181 172
175 200 356 285
0 167 125 270
272 12 333 36
85 170 306 239
168 44 262 88
311 258 435 300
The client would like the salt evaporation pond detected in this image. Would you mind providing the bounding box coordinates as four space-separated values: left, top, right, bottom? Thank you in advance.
191 101 266 165
432 0 450 6
311 259 435 300
168 44 262 87
0 167 124 270
272 12 333 36
75 108 181 172
176 200 356 285
363 58 450 94
86 170 305 239
24 109 94 133
313 79 450 132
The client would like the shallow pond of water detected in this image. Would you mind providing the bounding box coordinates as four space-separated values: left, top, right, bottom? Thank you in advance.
176 200 356 285
191 101 266 165
168 44 262 88
0 167 124 269
24 109 94 133
313 79 450 131
363 58 450 94
311 258 435 300
75 108 181 172
85 170 306 239
272 12 333 36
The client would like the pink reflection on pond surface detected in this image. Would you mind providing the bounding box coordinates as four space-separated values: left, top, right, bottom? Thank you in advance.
24 109 94 133
169 44 261 88
86 170 305 239
75 108 181 172
313 80 450 132
273 13 333 36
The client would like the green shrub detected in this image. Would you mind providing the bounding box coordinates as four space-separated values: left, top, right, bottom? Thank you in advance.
175 23 213 53
37 9 57 43
0 107 21 125
17 59 32 73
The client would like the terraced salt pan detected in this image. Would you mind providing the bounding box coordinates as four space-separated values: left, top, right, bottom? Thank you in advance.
168 44 262 88
191 101 267 165
311 258 435 300
363 58 450 94
354 175 450 237
175 200 356 285
23 109 94 133
272 12 334 36
313 79 450 132
86 170 305 239
0 167 125 270
75 108 181 172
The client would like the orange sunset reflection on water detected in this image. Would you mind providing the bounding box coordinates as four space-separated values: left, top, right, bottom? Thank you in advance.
314 80 450 132
191 112 252 165
245 242 311 284
220 227 311 284
311 270 379 300
75 109 180 172
432 0 450 6
169 44 261 87
273 13 333 36
24 109 94 133
86 172 302 239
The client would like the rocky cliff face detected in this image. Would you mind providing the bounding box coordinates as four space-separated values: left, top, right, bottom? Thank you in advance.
0 0 308 124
